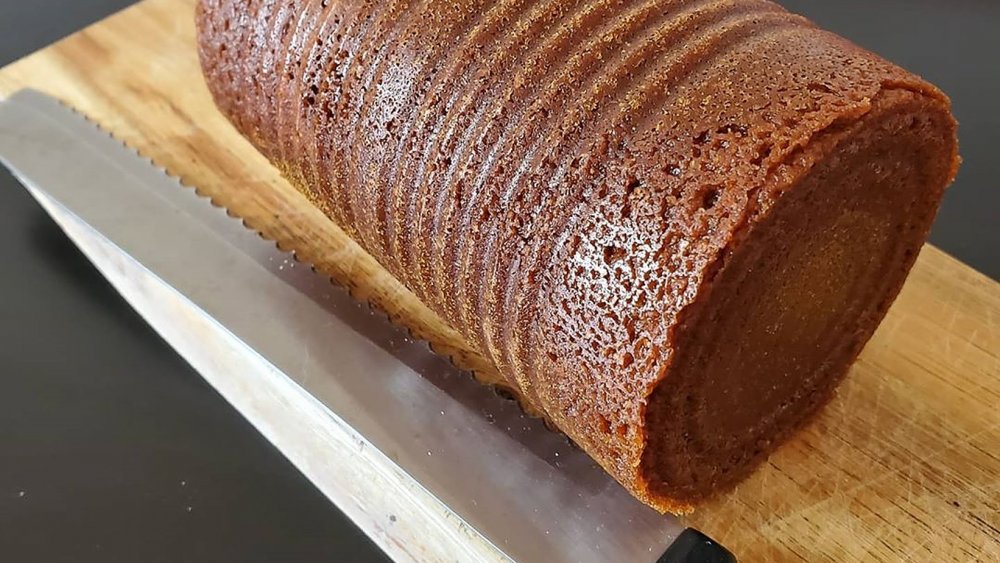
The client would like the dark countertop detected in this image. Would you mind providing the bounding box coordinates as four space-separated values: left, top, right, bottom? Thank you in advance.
0 1 996 562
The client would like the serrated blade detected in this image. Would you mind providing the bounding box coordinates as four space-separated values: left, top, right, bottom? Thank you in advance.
0 89 692 562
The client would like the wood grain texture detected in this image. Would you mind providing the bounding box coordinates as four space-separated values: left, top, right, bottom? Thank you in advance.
0 0 996 560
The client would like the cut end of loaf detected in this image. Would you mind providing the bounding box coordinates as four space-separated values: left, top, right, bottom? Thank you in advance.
637 87 959 512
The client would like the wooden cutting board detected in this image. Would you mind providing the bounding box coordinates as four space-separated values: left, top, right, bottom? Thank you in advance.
1 0 996 560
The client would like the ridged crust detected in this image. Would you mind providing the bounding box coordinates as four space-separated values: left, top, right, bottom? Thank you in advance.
196 0 959 512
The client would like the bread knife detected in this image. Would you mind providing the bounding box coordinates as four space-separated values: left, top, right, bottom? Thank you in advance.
0 89 735 563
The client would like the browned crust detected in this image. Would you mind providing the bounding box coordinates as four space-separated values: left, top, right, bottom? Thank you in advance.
195 0 959 512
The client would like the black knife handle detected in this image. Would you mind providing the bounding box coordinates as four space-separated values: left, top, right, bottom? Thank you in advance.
658 528 737 563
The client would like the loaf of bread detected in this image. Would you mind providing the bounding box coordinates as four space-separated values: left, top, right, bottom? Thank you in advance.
196 0 959 512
